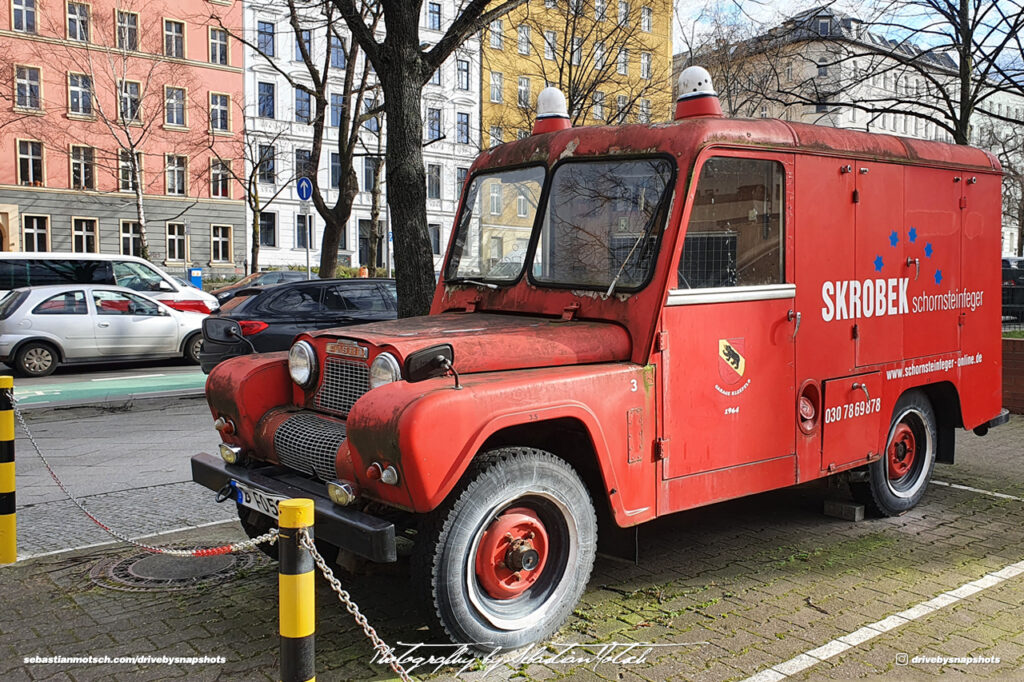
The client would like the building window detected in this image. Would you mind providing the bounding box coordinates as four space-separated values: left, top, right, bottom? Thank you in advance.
517 189 528 217
641 6 652 31
13 0 36 33
295 149 313 179
595 0 606 20
164 20 184 58
593 91 605 120
117 12 138 50
518 76 530 108
330 93 343 127
426 108 442 141
296 214 313 249
257 21 275 57
489 20 503 49
330 152 340 188
166 223 186 260
456 112 470 144
490 72 503 103
429 223 441 254
457 59 470 90
518 25 530 55
543 30 557 60
456 167 469 193
23 216 48 251
212 225 231 262
258 82 275 118
210 28 228 65
68 2 89 42
69 74 92 115
166 155 186 195
427 2 441 30
121 221 143 256
15 66 40 109
617 49 629 75
17 140 42 186
573 38 584 66
818 18 830 36
211 160 230 198
430 67 441 86
618 0 629 26
119 150 141 191
120 80 141 122
258 145 275 183
294 29 311 61
616 94 628 123
489 126 502 148
363 96 380 132
427 164 441 199
210 93 229 131
70 146 94 190
817 60 828 78
259 212 276 247
641 52 652 79
363 157 381 192
330 35 346 68
165 87 185 126
295 89 311 124
73 218 97 253
489 184 502 214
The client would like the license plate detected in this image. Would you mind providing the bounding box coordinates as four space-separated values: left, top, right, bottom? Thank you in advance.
232 480 287 519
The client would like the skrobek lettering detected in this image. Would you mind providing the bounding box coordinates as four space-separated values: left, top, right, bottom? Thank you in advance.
821 278 909 322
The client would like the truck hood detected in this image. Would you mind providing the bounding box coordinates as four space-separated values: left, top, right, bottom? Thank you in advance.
312 312 632 373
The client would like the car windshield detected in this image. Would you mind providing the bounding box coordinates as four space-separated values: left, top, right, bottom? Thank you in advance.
446 166 545 282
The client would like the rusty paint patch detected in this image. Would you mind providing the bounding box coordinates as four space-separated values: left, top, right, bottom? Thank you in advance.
559 138 579 159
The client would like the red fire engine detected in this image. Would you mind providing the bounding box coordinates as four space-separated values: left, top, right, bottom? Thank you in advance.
193 67 1007 649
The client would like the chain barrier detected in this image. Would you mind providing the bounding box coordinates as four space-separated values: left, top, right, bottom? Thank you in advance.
6 389 278 557
299 529 413 682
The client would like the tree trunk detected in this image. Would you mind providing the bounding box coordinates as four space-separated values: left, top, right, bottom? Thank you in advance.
367 155 385 277
131 156 150 261
249 187 262 274
318 167 359 278
1017 178 1024 257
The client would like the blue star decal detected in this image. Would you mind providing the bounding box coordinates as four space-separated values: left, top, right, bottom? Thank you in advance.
908 227 918 243
889 231 899 247
924 243 933 258
934 269 943 285
874 255 884 272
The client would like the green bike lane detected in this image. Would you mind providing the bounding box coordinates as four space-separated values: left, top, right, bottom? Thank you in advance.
10 370 207 407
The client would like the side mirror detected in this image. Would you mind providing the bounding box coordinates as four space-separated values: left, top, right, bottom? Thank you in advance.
404 344 454 383
158 280 174 291
203 317 244 344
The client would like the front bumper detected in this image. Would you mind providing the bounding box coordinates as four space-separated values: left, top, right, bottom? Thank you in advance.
191 452 397 562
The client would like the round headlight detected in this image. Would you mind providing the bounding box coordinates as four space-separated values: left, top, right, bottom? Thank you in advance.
369 352 401 389
288 341 317 388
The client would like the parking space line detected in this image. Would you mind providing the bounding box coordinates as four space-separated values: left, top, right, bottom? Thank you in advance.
931 480 1023 502
743 557 1024 681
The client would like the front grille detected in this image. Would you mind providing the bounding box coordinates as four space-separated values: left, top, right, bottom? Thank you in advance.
315 357 369 417
274 413 347 481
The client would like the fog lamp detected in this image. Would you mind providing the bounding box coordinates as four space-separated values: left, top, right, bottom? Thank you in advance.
327 480 357 506
219 443 244 465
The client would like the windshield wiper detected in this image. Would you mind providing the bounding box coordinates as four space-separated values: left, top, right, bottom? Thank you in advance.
605 232 649 297
453 278 499 290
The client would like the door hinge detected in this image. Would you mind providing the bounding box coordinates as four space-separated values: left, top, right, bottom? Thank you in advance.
654 437 669 461
851 323 859 340
959 195 967 209
655 330 668 351
958 311 966 327
559 303 580 321
464 296 481 313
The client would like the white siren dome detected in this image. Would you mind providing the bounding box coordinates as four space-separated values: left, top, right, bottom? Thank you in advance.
537 87 569 119
677 66 716 99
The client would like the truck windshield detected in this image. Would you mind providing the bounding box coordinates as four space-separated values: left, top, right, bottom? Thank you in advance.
532 158 674 290
447 166 546 282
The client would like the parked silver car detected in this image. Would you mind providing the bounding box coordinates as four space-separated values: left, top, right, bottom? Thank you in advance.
0 285 206 377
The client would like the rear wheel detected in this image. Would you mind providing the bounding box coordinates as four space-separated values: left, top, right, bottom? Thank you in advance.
184 333 203 364
14 342 58 377
851 390 937 516
414 448 597 650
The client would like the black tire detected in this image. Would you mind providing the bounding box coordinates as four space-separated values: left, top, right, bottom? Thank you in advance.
413 448 597 651
184 333 203 364
14 341 58 377
851 390 937 517
237 504 279 561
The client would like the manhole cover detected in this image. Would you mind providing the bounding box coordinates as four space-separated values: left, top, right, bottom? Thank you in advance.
90 549 264 592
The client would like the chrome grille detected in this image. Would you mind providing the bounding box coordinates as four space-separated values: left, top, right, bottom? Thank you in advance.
274 413 347 481
315 357 369 417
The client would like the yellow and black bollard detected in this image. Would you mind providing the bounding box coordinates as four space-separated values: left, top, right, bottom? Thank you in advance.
279 498 315 682
0 376 14 564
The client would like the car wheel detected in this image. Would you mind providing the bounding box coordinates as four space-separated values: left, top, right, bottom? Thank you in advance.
413 448 597 651
184 333 203 364
851 390 936 517
14 342 58 377
236 504 279 561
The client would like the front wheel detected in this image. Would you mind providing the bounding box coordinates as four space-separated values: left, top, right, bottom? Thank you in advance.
184 333 203 364
851 390 937 516
414 448 597 650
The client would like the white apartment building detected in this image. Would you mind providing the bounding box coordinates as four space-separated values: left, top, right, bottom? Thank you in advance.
675 6 1024 254
241 1 480 273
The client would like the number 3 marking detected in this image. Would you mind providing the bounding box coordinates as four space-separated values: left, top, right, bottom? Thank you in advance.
630 379 638 392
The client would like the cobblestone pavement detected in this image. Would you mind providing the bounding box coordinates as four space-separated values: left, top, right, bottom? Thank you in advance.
1 417 1022 681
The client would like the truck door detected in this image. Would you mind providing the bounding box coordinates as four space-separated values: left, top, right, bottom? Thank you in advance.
659 152 797 513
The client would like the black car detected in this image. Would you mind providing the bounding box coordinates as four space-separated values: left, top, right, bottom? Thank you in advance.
210 270 312 305
199 278 397 373
1003 257 1024 321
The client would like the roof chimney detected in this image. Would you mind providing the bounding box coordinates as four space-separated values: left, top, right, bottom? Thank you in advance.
675 66 723 120
533 87 571 134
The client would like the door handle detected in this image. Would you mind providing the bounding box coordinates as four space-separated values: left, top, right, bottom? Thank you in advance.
852 382 870 399
905 257 919 280
97 322 110 328
787 310 801 339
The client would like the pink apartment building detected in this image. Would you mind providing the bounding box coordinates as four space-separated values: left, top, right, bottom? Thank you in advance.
1 0 246 277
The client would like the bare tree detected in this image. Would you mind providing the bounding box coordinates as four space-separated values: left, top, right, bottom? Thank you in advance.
978 122 1024 255
333 0 528 317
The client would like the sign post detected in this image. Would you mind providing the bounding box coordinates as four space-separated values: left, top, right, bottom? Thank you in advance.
296 178 313 280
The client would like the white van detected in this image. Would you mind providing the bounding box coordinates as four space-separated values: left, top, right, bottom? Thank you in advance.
0 253 218 313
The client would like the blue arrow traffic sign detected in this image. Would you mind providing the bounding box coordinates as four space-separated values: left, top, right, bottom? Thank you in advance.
296 177 313 201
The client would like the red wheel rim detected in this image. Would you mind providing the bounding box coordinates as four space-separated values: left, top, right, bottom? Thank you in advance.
474 506 549 600
887 423 916 480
